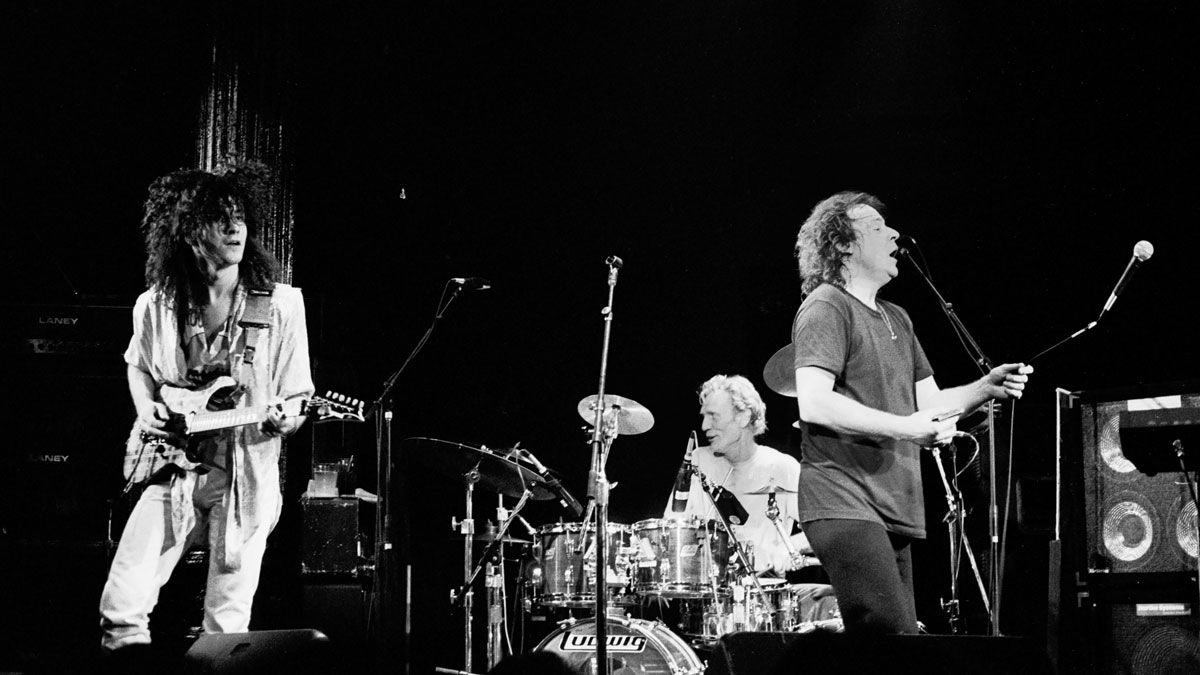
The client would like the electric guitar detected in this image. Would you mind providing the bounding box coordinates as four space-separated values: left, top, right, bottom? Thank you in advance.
123 375 364 484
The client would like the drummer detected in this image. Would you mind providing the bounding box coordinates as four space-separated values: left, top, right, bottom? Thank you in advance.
664 374 813 577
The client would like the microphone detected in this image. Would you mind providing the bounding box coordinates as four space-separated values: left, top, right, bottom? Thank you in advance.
451 277 492 291
670 432 698 513
605 255 624 269
513 448 583 517
1098 241 1153 321
929 431 974 449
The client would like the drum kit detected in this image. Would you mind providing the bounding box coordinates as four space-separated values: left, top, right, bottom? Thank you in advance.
418 395 841 674
419 258 839 674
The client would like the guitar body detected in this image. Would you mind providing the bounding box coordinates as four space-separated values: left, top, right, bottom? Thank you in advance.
123 376 244 484
122 377 365 489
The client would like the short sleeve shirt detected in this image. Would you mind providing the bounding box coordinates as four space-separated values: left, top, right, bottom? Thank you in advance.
791 283 933 538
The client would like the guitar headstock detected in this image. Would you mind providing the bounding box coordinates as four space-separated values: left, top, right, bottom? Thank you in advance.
305 391 366 423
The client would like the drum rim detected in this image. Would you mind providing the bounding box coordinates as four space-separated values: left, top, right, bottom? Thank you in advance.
632 516 728 532
536 521 632 534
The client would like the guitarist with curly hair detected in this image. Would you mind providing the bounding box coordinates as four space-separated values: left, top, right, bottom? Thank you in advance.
98 163 315 665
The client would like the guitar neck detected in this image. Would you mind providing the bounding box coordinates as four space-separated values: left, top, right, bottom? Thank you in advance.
187 407 270 435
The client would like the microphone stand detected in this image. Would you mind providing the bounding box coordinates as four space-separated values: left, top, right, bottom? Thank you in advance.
899 247 1003 635
371 280 468 670
929 438 990 634
693 469 775 628
584 256 622 675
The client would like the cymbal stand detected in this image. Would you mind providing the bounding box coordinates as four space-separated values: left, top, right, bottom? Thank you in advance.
454 465 479 671
487 496 509 669
584 255 622 675
451 483 534 671
764 492 803 570
930 440 989 634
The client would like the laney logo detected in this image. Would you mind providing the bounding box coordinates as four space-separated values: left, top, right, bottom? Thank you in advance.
39 316 79 325
558 632 647 653
29 455 70 463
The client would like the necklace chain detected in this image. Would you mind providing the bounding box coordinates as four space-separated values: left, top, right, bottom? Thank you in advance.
879 305 898 340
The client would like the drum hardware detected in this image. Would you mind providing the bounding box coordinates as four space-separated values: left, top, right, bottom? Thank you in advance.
691 467 775 614
763 489 810 573
414 439 578 672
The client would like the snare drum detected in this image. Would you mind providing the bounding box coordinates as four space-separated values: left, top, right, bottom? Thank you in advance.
534 522 633 607
535 616 704 675
631 517 729 598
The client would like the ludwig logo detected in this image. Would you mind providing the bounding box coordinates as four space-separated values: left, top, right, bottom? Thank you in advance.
558 631 647 653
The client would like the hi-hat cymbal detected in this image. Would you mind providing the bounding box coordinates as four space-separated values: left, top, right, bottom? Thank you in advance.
450 532 533 545
763 344 797 397
745 484 799 495
576 394 654 435
404 437 559 500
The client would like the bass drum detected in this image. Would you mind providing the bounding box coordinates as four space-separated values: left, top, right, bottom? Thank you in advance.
535 616 704 675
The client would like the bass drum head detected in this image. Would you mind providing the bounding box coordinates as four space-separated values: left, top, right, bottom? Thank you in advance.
534 616 703 674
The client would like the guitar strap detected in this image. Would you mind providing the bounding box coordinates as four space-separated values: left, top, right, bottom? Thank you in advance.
236 287 274 385
225 286 274 571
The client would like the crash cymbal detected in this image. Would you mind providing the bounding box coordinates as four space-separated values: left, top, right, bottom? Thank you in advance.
576 394 654 435
763 344 797 397
745 484 799 495
404 437 558 500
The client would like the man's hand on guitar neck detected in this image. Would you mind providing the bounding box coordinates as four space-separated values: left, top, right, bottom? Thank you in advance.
261 402 305 438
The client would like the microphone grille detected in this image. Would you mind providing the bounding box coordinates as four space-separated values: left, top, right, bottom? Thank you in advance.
1133 240 1154 261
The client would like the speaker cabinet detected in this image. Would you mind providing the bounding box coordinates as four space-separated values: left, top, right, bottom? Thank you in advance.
1079 389 1200 574
184 629 331 674
301 582 368 657
301 497 362 576
1081 577 1200 675
707 631 1050 675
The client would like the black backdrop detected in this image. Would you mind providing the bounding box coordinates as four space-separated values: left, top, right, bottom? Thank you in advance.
3 1 1198 671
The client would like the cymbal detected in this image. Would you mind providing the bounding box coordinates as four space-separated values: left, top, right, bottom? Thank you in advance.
745 484 799 495
450 532 533 545
763 344 797 397
404 437 559 501
576 394 654 435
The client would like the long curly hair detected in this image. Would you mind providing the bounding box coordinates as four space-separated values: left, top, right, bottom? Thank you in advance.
140 162 281 321
794 191 886 296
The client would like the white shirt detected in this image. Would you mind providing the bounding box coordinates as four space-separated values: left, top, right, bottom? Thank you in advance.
664 444 803 573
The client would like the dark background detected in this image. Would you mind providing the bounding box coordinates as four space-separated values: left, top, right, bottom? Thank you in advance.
3 1 1197 672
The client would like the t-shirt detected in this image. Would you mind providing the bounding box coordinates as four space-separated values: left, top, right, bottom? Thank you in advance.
791 283 933 538
665 444 802 572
